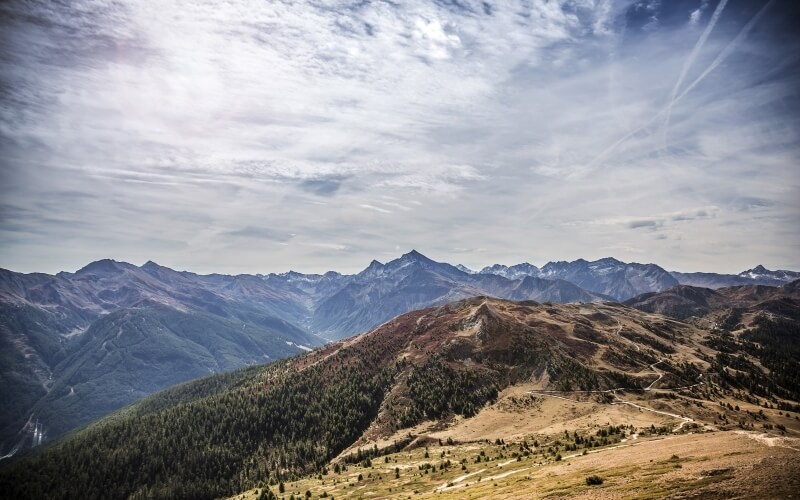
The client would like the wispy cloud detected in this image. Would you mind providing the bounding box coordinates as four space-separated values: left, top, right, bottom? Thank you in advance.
1 0 798 274
223 227 296 242
629 220 662 230
359 204 392 214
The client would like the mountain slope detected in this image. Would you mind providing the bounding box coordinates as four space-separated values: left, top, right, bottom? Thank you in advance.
623 285 728 320
625 280 800 321
478 262 540 280
2 253 796 451
508 276 614 303
475 258 680 301
672 265 800 289
1 297 728 499
537 258 679 301
0 251 611 449
310 251 610 339
0 262 323 450
17 306 315 441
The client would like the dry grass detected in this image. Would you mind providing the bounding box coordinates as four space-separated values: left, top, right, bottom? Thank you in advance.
228 298 800 499
231 431 799 500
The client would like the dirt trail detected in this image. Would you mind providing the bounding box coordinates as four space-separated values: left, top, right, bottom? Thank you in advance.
482 466 531 482
735 431 800 452
644 360 664 390
435 468 487 491
529 321 706 432
611 399 693 430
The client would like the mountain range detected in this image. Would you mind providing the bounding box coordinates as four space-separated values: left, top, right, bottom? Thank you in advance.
1 251 797 451
468 259 799 294
3 292 798 499
624 279 800 321
670 265 800 289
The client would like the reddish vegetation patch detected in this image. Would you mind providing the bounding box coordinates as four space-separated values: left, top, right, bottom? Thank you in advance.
277 297 711 441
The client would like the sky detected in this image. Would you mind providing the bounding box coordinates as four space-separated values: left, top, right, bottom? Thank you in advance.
1 0 798 275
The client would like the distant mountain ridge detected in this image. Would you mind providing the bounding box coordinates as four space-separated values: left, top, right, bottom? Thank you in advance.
670 264 800 289
470 257 678 301
0 251 609 450
1 251 797 451
306 250 612 338
738 264 800 282
470 259 799 295
478 262 540 280
0 259 323 452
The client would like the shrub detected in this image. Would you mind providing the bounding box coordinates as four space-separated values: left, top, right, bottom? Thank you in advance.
586 475 604 486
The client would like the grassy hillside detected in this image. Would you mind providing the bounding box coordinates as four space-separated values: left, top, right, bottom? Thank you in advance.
2 297 798 499
233 426 800 499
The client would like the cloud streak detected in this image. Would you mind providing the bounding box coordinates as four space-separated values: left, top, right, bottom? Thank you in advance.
1 0 798 275
662 0 729 148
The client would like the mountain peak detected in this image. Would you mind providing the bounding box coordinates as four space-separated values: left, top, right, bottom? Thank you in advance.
595 257 623 265
401 249 429 262
739 265 770 277
76 259 126 275
357 259 385 278
455 264 474 274
480 264 509 273
735 265 800 283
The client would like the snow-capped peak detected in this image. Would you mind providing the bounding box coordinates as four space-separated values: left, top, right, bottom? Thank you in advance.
455 264 475 274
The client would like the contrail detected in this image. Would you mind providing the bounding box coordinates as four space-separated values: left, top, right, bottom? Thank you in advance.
588 0 774 171
662 0 730 149
676 0 776 102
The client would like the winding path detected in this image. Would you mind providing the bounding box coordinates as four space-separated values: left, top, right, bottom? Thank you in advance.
527 316 706 432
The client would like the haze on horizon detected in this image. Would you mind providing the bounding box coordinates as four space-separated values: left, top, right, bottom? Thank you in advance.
1 0 799 276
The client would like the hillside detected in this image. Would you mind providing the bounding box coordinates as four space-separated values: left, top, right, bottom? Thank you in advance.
308 251 612 339
671 265 800 289
624 280 800 321
2 254 797 455
0 260 323 452
233 424 799 500
3 296 798 499
0 252 612 448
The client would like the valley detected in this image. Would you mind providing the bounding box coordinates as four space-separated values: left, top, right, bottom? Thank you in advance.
225 294 800 499
3 252 797 452
4 0 799 497
2 286 798 499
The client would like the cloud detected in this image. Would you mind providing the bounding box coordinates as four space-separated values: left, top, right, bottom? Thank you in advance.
670 208 716 221
689 9 702 26
628 220 661 229
1 0 798 275
689 0 710 26
359 204 392 214
299 176 348 197
222 227 296 242
724 196 773 212
412 18 461 60
311 242 347 251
